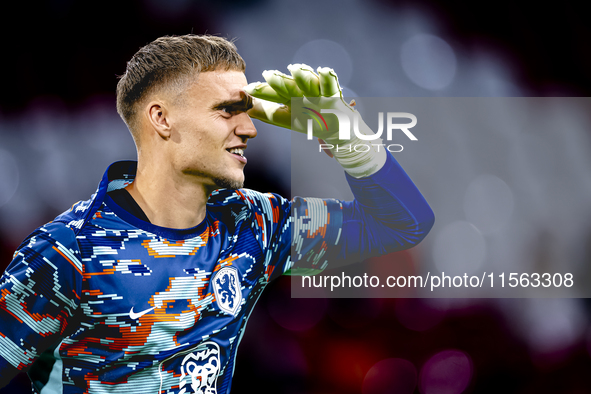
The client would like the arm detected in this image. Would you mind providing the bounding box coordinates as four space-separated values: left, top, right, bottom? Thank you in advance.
287 152 433 275
244 64 434 276
338 151 434 261
0 221 81 387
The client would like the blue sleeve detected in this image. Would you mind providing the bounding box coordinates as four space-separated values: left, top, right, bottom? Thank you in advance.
0 221 82 379
338 152 435 262
286 152 434 275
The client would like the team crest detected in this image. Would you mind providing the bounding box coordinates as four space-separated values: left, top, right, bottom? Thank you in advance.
178 341 221 394
212 266 242 316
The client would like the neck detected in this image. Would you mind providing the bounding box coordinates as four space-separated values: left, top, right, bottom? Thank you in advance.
125 157 211 229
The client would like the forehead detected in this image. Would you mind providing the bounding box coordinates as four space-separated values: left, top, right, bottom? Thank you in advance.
186 70 248 103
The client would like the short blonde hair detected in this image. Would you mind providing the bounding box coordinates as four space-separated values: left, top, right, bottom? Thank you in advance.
116 34 245 136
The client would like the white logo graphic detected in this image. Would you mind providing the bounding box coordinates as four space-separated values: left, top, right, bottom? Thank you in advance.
212 266 242 316
129 306 155 319
179 342 220 394
306 108 417 153
307 110 418 141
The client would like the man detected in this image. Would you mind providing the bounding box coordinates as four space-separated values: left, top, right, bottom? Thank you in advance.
0 35 434 393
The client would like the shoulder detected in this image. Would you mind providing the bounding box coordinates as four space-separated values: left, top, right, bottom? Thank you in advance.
16 219 79 255
8 219 83 284
207 189 291 237
209 188 288 204
208 188 290 212
12 194 99 262
51 192 104 235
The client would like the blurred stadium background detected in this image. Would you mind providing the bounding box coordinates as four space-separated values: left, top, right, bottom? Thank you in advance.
1 0 591 393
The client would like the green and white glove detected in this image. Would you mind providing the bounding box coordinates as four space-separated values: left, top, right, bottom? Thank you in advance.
244 64 387 178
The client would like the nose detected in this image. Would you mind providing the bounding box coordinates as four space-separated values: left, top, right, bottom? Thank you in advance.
234 112 257 140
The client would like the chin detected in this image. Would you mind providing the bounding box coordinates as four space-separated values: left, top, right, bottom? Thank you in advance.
213 176 244 190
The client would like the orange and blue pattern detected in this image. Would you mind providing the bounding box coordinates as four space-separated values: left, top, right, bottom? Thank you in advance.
0 161 338 393
0 153 435 393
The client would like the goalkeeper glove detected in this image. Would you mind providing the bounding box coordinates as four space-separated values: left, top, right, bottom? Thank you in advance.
244 64 387 178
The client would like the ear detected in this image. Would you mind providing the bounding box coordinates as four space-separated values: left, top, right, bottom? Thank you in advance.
147 101 171 140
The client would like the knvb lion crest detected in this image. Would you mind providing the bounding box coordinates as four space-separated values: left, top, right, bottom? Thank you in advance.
212 266 242 316
178 341 221 394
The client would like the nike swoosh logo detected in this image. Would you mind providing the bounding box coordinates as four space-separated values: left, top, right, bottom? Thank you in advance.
129 306 155 319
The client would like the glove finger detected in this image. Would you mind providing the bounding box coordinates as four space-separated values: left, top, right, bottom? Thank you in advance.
262 70 304 100
287 64 321 97
244 82 289 104
317 67 341 97
247 98 292 129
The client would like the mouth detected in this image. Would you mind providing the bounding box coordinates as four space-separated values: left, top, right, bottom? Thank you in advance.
227 147 247 164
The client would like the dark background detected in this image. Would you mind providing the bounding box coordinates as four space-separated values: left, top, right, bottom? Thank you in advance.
1 0 591 393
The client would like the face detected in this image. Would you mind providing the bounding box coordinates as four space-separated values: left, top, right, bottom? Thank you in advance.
167 70 257 192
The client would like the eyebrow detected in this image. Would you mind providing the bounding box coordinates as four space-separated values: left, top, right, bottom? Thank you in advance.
212 94 253 113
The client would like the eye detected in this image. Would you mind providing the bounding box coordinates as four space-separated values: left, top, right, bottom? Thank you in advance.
220 107 233 116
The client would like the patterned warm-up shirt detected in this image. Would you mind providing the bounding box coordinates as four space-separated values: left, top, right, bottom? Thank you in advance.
0 153 434 393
